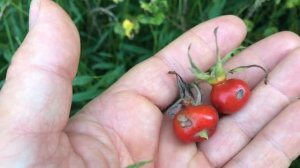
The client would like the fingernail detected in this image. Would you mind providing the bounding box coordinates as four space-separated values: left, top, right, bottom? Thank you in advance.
29 0 41 30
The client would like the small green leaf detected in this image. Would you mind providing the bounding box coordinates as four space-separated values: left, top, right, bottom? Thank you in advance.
114 22 125 37
140 0 168 14
243 19 254 32
208 0 226 19
72 89 100 102
126 160 152 168
286 0 300 8
263 26 279 37
92 63 114 70
137 13 165 25
140 1 159 13
72 75 95 86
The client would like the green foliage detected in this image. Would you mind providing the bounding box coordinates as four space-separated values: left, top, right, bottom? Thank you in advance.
208 0 227 18
0 1 299 165
114 0 168 38
126 160 152 168
138 0 168 25
286 0 300 8
244 19 254 32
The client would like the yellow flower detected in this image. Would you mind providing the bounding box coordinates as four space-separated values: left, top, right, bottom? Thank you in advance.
122 19 134 38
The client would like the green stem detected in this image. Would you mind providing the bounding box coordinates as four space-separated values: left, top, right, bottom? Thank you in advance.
208 27 226 84
222 46 246 63
188 44 210 80
195 129 208 140
228 64 269 84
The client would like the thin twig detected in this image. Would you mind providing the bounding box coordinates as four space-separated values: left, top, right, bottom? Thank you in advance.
228 64 269 84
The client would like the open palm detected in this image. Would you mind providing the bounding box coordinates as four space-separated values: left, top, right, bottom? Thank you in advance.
0 1 300 168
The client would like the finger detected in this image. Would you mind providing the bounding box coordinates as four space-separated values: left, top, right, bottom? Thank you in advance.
199 45 300 167
0 0 80 132
224 100 300 168
97 15 247 110
224 31 300 87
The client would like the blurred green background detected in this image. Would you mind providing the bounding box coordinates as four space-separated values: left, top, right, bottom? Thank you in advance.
0 0 299 166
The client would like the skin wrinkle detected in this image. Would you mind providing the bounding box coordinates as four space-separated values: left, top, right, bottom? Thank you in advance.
71 134 112 167
66 134 89 168
61 138 82 167
33 133 67 166
264 82 292 103
85 103 143 166
101 119 134 166
101 91 160 161
228 116 252 141
67 114 126 166
67 126 119 167
188 152 206 168
260 131 292 163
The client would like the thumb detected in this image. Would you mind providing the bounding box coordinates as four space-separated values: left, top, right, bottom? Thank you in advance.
29 0 41 30
0 0 80 132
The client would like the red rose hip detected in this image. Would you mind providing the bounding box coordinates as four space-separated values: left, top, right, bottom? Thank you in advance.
173 105 219 143
210 78 250 114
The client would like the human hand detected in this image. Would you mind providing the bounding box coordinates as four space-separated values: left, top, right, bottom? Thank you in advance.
0 0 300 167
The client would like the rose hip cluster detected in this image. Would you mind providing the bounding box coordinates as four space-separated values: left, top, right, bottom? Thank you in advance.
166 27 268 143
